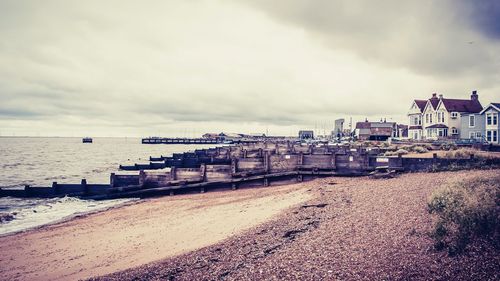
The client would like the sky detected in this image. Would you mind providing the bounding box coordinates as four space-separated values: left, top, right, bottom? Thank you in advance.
0 0 499 137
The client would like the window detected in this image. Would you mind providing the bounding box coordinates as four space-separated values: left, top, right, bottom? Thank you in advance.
487 114 492 125
451 112 458 119
476 132 482 138
494 114 498 125
451 128 458 134
470 132 475 139
469 115 475 127
494 130 498 142
430 114 433 123
425 114 429 123
487 130 492 142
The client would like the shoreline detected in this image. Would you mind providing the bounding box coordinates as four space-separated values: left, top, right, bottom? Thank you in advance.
0 198 141 239
0 183 312 281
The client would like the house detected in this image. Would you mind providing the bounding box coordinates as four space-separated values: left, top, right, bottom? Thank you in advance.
407 99 426 140
408 91 483 140
396 124 409 138
355 119 397 141
462 103 500 144
483 103 500 144
298 130 314 140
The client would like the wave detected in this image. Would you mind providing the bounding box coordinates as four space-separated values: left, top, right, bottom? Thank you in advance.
0 196 136 236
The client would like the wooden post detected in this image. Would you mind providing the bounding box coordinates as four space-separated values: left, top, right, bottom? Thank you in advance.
231 183 237 190
81 179 88 196
264 151 270 173
200 164 207 182
297 174 303 182
243 149 247 158
264 178 269 187
298 152 304 165
139 170 145 187
231 158 238 174
258 148 263 158
171 166 177 180
52 181 58 194
110 173 115 188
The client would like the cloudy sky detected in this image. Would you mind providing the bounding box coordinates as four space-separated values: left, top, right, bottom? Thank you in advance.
0 0 499 137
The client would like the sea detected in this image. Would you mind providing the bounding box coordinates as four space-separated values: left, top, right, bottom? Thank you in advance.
0 137 219 236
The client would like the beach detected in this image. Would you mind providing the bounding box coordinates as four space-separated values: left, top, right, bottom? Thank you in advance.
0 184 311 281
1 170 499 280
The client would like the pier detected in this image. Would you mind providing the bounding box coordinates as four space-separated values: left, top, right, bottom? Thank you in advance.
142 137 221 144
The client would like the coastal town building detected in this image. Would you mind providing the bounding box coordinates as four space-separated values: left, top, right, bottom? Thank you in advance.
408 91 483 140
332 118 345 139
298 130 314 140
354 119 397 141
460 103 500 144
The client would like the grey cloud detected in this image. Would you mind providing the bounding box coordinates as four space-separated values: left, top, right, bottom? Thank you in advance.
246 0 500 80
0 0 498 136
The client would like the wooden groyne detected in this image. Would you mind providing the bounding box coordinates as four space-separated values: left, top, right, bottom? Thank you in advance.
1 142 499 200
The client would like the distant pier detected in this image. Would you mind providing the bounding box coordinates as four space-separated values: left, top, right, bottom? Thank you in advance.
141 137 260 144
142 138 220 144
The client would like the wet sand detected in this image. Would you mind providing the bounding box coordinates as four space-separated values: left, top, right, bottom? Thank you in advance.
0 184 312 281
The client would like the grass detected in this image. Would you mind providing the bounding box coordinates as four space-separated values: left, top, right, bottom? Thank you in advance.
427 175 500 255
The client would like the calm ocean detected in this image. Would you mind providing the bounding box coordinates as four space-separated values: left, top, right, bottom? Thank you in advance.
0 137 218 235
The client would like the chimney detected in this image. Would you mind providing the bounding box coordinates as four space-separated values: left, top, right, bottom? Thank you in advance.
438 94 443 99
471 90 478 101
432 93 437 99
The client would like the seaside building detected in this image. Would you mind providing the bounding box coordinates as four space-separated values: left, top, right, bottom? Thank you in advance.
298 130 314 140
460 103 499 144
332 119 345 138
408 91 483 140
354 119 397 141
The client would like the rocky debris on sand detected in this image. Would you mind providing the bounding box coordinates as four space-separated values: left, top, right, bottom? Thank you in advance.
92 170 500 281
0 213 15 223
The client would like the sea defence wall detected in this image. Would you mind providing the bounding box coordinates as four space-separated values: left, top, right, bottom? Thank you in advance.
1 142 499 200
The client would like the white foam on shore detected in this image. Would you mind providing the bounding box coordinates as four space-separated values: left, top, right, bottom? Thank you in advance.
0 196 136 236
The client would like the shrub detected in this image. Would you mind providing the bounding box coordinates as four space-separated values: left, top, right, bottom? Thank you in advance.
443 148 478 159
440 142 458 151
427 175 500 255
412 146 429 154
384 148 409 156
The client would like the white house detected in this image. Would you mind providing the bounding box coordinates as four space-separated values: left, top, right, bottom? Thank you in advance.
408 91 483 140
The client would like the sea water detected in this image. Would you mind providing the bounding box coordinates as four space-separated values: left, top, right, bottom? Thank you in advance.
0 137 218 235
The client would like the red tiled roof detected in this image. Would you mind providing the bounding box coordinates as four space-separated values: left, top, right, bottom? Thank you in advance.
414 100 427 112
441 98 482 113
370 127 392 136
429 97 440 109
426 124 448 129
355 122 371 129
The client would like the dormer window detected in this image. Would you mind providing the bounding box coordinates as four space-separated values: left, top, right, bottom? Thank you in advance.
450 112 458 119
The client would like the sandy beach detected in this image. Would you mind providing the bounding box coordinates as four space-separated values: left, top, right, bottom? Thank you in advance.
1 170 499 280
0 184 311 281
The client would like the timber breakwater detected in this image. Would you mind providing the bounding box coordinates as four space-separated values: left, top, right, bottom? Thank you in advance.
1 142 499 200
